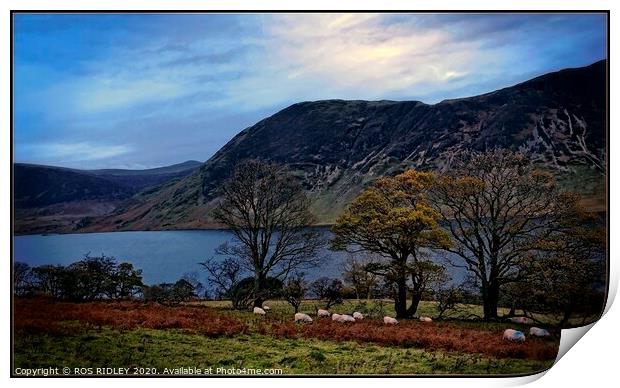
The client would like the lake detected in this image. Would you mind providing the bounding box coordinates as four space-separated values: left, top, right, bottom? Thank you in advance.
13 229 465 285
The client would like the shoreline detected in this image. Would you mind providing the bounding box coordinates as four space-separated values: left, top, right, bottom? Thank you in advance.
12 222 337 237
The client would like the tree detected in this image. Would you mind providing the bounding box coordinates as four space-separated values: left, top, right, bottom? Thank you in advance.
212 159 324 308
142 283 173 304
181 272 205 299
142 279 198 304
340 254 380 300
310 277 344 309
282 273 308 313
31 265 65 298
434 286 464 320
433 149 583 320
228 276 283 310
332 170 452 318
111 262 143 299
61 255 117 301
170 279 197 303
200 257 244 302
14 262 34 296
516 211 606 327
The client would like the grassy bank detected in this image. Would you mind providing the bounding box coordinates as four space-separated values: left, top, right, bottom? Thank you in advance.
13 297 560 376
14 328 554 375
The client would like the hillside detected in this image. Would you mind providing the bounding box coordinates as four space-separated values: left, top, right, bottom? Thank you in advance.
13 161 202 234
76 61 610 232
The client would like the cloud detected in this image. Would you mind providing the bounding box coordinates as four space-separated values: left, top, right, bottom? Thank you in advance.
13 13 607 169
19 142 133 163
268 14 469 89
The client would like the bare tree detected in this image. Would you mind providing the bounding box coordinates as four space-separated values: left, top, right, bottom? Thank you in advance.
199 257 243 300
212 159 325 308
282 273 308 313
14 262 33 296
340 253 380 300
310 277 344 309
433 149 582 320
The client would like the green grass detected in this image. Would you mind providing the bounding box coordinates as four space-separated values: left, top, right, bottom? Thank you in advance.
14 328 554 375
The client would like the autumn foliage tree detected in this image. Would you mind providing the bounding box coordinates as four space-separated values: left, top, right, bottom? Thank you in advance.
331 170 451 318
515 206 606 327
432 150 588 320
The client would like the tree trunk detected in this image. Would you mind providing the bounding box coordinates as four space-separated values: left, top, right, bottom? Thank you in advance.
482 282 500 320
406 290 423 317
253 273 266 308
395 276 408 319
560 304 574 328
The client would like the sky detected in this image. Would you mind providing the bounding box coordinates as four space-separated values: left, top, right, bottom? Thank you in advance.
13 13 607 169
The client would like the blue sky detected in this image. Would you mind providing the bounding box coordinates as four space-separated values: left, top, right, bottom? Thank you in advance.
13 13 607 169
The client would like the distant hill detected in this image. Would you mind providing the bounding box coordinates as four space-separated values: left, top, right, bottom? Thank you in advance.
13 161 202 234
81 60 606 233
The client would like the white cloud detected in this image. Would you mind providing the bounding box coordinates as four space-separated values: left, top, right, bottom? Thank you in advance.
72 77 185 113
20 142 133 162
259 14 497 97
24 14 520 123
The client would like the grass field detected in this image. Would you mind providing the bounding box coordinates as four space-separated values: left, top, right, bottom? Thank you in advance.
13 297 560 376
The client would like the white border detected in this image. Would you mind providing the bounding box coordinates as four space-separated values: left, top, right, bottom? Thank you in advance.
2 1 617 388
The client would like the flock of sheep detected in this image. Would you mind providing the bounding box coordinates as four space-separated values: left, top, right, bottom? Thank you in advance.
256 306 433 325
253 306 430 325
253 306 551 342
502 316 551 341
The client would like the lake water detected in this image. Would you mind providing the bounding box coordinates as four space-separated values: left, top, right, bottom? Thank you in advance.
13 229 465 285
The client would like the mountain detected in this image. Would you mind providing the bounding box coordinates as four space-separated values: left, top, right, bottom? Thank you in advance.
77 61 609 233
13 161 202 234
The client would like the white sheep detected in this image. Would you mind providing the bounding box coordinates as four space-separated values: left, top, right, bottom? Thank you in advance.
509 316 530 324
253 307 266 315
353 312 364 320
294 312 313 323
317 309 330 318
383 316 399 325
331 313 342 321
529 327 551 338
340 314 356 323
419 316 433 322
503 329 526 342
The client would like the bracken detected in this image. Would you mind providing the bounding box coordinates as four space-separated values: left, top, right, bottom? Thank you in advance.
14 298 557 360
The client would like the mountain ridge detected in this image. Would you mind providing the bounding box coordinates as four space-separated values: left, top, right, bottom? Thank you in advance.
14 61 606 234
13 160 203 234
78 60 606 233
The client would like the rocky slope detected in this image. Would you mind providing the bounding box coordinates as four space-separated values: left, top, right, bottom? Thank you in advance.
82 60 607 232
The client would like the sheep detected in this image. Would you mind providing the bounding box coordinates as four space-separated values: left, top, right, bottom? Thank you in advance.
419 316 433 322
331 313 342 321
509 316 530 324
503 329 526 342
294 312 313 323
253 307 266 315
530 327 551 338
353 312 364 320
383 316 399 325
317 309 330 318
340 314 356 323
